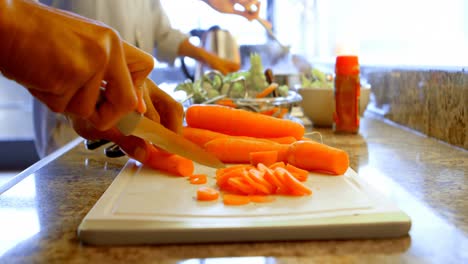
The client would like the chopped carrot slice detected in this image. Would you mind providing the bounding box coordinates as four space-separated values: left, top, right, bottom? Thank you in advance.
249 195 276 203
276 167 312 195
242 170 271 194
189 174 207 185
269 161 286 170
286 164 309 182
223 194 251 206
248 168 275 193
216 167 247 187
196 187 219 201
227 177 256 195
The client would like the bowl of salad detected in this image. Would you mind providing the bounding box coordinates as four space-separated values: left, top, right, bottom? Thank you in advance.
175 53 302 119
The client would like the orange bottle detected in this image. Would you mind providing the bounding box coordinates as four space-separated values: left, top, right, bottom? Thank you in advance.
333 55 360 133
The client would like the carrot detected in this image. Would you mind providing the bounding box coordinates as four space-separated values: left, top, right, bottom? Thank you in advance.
287 140 349 175
249 195 276 203
249 151 278 166
223 194 251 206
145 144 194 177
256 83 278 98
186 104 305 139
275 167 312 195
216 98 237 108
242 170 271 194
216 167 247 188
196 187 219 201
204 137 289 163
189 174 208 185
227 177 256 195
285 164 309 182
267 136 297 144
183 127 296 148
248 168 275 193
269 161 286 170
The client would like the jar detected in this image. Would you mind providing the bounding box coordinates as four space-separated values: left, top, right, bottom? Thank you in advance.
333 55 360 133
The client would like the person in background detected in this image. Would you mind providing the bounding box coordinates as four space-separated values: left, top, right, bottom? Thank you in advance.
32 0 260 158
0 0 188 167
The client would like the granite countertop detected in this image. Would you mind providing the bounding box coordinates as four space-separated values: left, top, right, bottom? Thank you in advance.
0 114 467 263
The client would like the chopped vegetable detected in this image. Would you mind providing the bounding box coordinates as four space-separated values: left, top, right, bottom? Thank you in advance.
256 83 278 98
223 194 251 206
189 174 208 185
196 187 219 201
145 145 194 177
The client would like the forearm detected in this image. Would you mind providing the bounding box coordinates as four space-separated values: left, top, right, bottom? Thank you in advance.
0 0 41 79
177 38 211 64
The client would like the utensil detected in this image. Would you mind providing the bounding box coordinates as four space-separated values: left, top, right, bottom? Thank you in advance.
116 112 225 169
255 18 290 54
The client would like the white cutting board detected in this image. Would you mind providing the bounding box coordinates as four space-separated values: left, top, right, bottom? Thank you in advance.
78 161 411 245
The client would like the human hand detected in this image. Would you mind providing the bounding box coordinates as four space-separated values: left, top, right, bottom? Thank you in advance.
70 78 184 166
202 0 260 21
0 0 153 131
203 53 241 75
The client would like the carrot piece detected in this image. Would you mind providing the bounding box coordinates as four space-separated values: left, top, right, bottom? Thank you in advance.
216 98 237 108
145 144 194 177
182 127 225 148
249 195 276 203
196 187 219 201
277 108 289 119
249 151 278 166
216 164 253 178
287 140 349 175
227 177 256 195
248 167 275 193
185 104 305 139
189 174 208 185
216 167 247 188
204 137 289 163
223 194 251 206
269 161 286 170
286 164 309 182
242 170 271 194
263 167 287 192
275 167 312 195
256 83 278 98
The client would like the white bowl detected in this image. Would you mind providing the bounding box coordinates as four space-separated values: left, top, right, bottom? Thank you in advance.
297 85 371 127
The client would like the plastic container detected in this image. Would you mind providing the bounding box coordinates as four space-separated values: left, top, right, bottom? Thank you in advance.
333 55 360 133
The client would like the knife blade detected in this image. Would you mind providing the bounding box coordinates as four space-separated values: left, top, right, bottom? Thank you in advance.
116 112 225 169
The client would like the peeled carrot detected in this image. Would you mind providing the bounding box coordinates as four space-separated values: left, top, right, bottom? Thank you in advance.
204 137 289 163
145 144 194 177
189 174 208 184
216 98 237 108
256 83 278 98
269 161 286 170
249 151 278 166
186 104 305 139
182 127 225 148
196 187 219 201
287 140 349 175
223 194 251 206
182 127 296 148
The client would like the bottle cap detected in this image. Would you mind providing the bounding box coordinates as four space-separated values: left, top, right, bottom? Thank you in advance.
335 55 360 75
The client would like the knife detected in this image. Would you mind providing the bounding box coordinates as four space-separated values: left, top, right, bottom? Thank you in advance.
116 112 225 169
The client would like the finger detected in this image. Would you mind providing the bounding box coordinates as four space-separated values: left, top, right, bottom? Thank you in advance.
65 71 104 118
145 79 184 134
141 80 161 122
90 41 138 131
123 42 154 88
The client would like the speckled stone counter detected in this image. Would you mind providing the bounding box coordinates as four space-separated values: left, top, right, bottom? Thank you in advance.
0 115 467 264
363 67 467 149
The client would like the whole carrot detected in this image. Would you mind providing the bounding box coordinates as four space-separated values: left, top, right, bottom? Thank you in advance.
287 140 349 175
204 137 289 163
185 105 305 140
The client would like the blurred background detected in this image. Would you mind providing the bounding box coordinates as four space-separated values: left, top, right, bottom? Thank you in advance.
0 0 466 174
